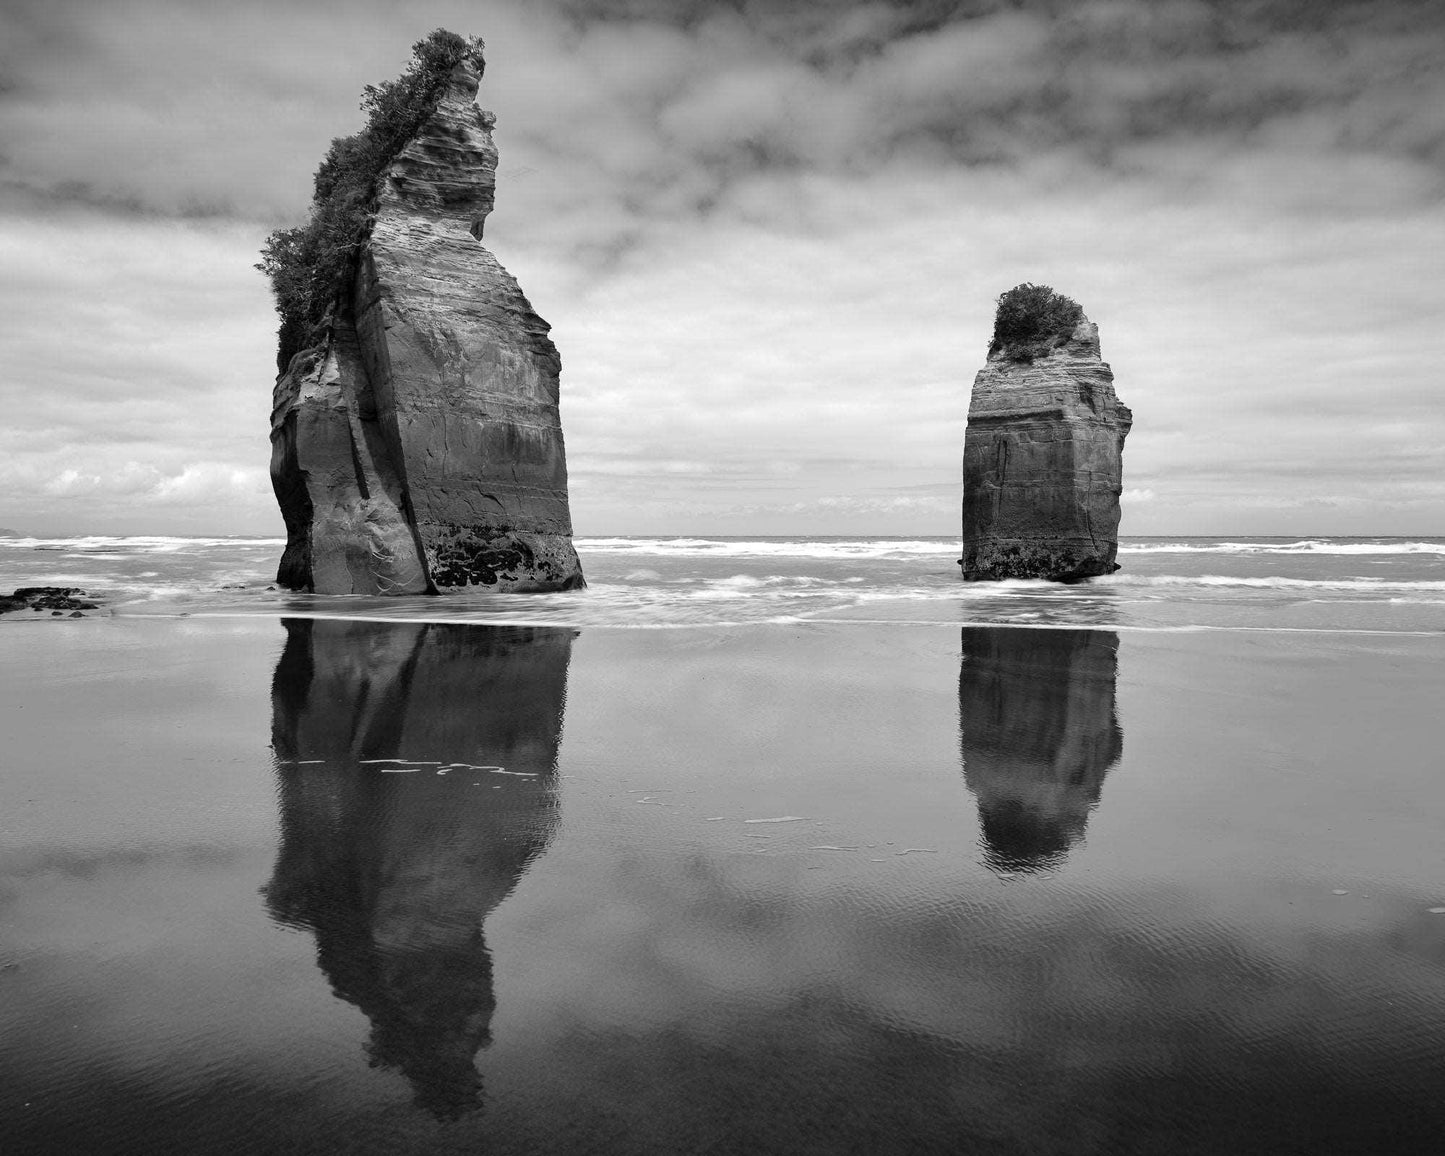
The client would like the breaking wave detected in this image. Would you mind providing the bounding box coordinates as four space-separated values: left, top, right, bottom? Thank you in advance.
579 536 1445 560
1100 574 1445 592
12 534 1440 562
576 537 961 559
1118 539 1445 556
1 535 285 553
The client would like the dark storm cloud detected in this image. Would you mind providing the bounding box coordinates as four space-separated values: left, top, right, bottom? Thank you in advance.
4 0 1443 222
0 177 238 219
0 1 351 220
541 0 1445 181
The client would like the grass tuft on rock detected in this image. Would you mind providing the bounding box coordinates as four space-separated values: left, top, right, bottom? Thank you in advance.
256 29 486 372
989 283 1085 362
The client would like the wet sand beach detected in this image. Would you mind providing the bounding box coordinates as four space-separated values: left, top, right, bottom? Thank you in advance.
3 615 1444 1153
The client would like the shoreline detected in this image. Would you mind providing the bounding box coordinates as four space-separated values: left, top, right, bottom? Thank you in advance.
88 605 1445 636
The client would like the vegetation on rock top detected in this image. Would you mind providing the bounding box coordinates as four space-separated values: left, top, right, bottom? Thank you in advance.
257 29 486 372
989 283 1085 362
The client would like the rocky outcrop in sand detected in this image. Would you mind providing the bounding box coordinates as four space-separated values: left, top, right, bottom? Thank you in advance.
960 315 1131 580
266 619 573 1118
959 626 1123 873
269 59 583 594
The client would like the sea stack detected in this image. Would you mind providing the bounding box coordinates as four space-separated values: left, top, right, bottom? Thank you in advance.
960 285 1131 581
264 34 583 593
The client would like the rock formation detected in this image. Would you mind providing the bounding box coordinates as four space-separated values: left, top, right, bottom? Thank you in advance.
266 619 574 1118
959 626 1123 873
269 54 584 594
0 586 98 613
960 302 1131 581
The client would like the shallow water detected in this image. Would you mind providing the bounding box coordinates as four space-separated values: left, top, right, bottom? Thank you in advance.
4 534 1443 633
2 615 1443 1153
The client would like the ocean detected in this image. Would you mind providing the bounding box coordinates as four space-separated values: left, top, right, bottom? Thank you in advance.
4 533 1444 1153
5 533 1445 632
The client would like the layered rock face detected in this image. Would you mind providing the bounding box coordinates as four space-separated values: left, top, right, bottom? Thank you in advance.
959 626 1123 873
270 60 584 593
960 316 1131 581
266 619 574 1117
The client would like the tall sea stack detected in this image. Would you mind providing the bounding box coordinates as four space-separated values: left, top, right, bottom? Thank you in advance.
265 35 583 594
960 286 1131 581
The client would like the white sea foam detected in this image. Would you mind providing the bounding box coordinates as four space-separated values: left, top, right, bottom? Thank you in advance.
1118 539 1445 556
8 534 1441 559
0 535 285 553
1100 574 1445 592
108 584 213 604
580 536 1445 559
663 575 1062 605
576 537 961 559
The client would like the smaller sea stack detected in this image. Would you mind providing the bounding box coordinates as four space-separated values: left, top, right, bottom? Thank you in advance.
960 285 1131 581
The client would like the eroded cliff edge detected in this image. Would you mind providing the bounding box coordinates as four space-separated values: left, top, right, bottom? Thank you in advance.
268 53 584 594
960 294 1132 581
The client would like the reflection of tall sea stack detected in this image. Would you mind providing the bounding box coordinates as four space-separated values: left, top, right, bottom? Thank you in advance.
960 286 1132 581
265 620 574 1119
959 626 1123 873
264 34 583 594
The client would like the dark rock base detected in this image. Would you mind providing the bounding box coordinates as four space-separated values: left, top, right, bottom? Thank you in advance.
424 525 585 592
959 543 1119 583
2 587 100 613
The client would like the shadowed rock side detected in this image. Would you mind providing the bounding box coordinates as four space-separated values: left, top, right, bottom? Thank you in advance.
270 58 584 594
960 318 1131 580
264 619 574 1119
959 627 1123 873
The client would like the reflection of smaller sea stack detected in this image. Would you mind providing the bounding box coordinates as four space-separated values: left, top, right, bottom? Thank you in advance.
959 626 1123 873
960 285 1132 581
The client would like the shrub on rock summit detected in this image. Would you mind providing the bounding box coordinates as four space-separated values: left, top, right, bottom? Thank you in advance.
257 29 485 372
989 283 1084 362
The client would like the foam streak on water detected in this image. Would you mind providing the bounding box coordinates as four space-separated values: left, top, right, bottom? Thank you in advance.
3 534 1443 634
1118 539 1445 555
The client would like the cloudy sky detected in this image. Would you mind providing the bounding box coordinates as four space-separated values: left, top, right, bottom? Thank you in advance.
1 0 1442 536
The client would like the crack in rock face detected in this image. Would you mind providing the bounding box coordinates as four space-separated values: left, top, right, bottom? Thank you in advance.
268 54 584 595
959 311 1132 583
